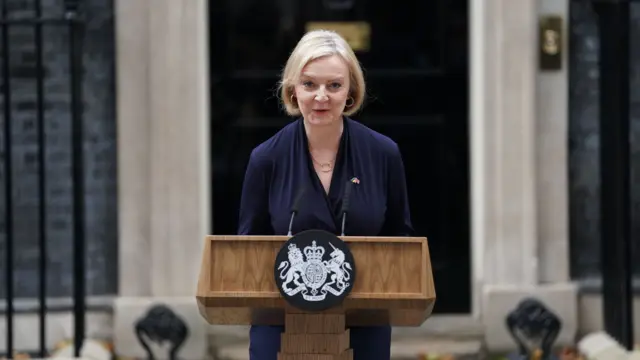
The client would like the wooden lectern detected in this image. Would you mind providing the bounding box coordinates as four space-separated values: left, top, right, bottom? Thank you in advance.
196 235 435 359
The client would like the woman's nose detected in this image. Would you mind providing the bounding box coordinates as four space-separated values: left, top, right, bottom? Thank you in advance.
314 87 328 101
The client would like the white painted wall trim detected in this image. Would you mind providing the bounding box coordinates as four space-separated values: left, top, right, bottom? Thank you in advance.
469 0 487 320
115 0 211 298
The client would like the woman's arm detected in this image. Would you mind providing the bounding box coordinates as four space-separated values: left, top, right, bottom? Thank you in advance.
381 142 415 236
237 149 274 235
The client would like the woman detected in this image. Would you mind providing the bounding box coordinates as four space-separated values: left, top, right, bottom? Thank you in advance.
238 29 414 360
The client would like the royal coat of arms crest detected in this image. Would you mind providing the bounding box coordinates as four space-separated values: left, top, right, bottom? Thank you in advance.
277 240 353 302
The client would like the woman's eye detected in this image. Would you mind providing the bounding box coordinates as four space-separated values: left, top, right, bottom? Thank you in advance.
303 81 314 87
330 83 342 89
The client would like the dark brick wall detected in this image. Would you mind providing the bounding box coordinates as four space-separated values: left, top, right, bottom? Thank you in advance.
569 3 640 279
0 0 117 298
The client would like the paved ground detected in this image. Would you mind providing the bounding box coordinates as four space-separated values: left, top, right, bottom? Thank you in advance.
214 338 485 360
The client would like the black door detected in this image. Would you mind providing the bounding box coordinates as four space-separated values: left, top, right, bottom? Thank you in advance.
209 0 470 313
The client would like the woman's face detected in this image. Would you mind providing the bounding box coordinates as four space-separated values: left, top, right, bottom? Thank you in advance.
293 55 351 127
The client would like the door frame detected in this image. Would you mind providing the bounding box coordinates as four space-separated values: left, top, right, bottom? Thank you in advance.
469 0 573 334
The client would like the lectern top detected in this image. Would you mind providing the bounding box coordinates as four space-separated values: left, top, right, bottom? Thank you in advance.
196 234 435 327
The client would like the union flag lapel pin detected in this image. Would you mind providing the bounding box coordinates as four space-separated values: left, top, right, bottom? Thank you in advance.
350 177 360 184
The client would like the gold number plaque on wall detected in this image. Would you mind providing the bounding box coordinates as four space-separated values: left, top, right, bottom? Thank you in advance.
305 21 371 52
539 15 563 71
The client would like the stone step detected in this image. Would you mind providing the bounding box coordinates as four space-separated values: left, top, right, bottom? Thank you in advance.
215 338 484 360
389 338 484 360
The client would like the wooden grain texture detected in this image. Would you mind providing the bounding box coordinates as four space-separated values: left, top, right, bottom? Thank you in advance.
279 313 352 360
281 329 350 354
285 313 345 334
196 235 435 327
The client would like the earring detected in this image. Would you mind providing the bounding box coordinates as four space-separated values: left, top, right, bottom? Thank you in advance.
345 97 354 107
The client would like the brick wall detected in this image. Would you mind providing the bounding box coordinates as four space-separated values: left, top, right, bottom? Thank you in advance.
0 0 117 298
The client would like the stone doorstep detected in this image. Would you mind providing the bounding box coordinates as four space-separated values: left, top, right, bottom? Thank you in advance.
207 316 484 349
389 338 484 360
215 338 484 360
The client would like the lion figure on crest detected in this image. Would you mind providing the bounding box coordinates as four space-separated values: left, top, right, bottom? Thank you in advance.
278 243 305 291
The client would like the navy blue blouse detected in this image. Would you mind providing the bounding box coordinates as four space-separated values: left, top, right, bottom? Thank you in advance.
238 117 414 238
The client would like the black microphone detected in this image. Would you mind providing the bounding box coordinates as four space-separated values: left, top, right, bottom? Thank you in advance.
287 187 307 236
340 181 353 236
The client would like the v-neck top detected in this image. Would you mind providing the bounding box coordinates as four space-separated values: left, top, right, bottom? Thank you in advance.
237 117 414 237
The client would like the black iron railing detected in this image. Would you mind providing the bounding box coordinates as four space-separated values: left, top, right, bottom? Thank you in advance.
590 0 635 350
1 0 86 357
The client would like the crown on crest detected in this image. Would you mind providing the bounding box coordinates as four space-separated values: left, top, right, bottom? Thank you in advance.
304 240 325 261
288 243 297 251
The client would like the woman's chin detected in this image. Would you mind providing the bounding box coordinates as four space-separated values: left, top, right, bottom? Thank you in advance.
307 112 338 126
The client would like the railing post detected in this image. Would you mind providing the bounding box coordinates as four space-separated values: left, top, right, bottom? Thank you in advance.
1 0 15 357
34 0 48 356
66 0 86 356
594 0 634 350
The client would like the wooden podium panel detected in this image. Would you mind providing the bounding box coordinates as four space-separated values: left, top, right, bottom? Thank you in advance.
196 235 435 327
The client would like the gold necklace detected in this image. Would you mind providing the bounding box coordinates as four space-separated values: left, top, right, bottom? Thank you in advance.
310 155 334 173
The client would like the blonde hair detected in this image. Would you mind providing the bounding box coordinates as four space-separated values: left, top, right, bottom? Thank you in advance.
279 30 366 117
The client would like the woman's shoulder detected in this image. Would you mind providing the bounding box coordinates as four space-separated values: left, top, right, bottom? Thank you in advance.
247 119 299 165
346 117 402 159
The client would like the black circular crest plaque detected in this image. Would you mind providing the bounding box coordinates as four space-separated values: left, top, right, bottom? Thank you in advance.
274 229 357 312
